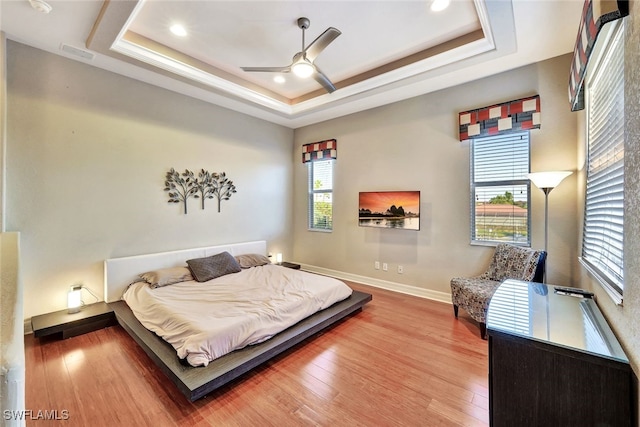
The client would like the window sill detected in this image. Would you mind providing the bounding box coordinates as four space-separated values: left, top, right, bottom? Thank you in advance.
470 240 530 248
308 228 332 233
579 257 623 306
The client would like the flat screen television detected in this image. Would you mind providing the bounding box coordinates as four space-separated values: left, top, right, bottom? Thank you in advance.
358 191 420 230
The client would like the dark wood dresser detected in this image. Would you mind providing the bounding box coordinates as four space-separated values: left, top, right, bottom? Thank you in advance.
487 279 632 427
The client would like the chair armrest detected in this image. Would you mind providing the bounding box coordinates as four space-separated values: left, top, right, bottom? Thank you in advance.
532 251 547 283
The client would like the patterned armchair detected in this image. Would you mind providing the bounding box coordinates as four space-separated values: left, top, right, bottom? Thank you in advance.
450 243 546 339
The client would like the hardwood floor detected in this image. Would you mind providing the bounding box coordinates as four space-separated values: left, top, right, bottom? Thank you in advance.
24 282 489 426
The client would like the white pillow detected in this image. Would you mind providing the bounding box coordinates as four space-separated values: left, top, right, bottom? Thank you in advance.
139 266 193 288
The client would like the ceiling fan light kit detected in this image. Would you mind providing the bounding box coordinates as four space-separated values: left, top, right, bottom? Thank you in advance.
241 17 341 93
292 60 314 78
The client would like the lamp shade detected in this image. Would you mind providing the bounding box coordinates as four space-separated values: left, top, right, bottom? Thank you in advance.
527 171 573 189
67 285 82 314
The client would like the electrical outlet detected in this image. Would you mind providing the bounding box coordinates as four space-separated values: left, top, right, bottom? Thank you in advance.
398 265 404 274
374 261 380 270
382 263 388 271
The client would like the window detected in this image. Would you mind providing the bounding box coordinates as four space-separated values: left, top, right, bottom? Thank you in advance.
581 21 624 303
471 132 530 245
308 159 333 231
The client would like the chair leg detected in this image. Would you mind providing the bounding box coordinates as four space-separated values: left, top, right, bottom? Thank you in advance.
453 305 459 318
480 322 487 340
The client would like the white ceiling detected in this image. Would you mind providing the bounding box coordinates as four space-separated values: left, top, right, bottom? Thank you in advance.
0 0 583 129
128 1 481 98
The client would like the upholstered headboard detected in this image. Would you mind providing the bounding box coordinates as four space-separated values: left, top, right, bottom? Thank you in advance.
104 240 267 303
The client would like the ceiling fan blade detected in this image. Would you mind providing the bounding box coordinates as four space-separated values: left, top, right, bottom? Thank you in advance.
313 66 337 93
241 66 291 73
304 27 341 62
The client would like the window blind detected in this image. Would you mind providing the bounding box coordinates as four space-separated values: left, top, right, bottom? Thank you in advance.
308 160 333 231
471 132 530 245
473 133 530 182
582 22 624 299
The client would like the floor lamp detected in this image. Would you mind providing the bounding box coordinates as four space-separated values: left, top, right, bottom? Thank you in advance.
527 171 573 281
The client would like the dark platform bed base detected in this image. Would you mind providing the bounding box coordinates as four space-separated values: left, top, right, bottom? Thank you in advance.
109 290 372 401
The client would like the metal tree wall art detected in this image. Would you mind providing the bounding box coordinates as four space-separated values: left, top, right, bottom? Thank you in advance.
195 169 215 210
210 172 237 213
164 168 198 214
164 168 237 214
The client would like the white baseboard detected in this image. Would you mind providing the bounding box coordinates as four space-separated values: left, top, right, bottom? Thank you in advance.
300 263 452 305
24 318 32 335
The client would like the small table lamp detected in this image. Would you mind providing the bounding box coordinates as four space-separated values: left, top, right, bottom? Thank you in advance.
67 285 82 314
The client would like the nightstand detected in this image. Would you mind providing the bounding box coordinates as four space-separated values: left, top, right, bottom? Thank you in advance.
279 262 301 269
31 302 117 339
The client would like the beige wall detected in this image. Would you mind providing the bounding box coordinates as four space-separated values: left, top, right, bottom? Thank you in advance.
293 54 579 297
5 42 294 319
578 3 640 412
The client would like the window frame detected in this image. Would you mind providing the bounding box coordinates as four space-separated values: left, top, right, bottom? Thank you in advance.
307 159 334 232
579 19 625 305
470 131 532 247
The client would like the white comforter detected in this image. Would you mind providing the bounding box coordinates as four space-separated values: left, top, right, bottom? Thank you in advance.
122 265 352 367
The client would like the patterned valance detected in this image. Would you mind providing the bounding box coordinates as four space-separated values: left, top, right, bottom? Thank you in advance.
458 95 540 142
302 139 337 163
568 0 628 111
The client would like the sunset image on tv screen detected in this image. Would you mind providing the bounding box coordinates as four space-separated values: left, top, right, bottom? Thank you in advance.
358 191 420 230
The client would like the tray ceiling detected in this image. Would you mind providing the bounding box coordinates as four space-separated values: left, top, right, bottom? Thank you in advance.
0 0 583 128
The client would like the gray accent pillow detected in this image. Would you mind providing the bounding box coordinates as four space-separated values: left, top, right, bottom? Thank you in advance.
186 251 242 282
235 253 271 268
139 266 193 289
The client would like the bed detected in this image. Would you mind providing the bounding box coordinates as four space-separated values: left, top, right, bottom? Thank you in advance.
104 240 372 401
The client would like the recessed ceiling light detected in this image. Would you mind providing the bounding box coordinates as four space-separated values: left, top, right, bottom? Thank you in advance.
431 0 450 12
28 0 52 14
273 76 286 84
170 24 187 37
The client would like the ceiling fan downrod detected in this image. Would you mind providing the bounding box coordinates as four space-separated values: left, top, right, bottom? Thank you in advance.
298 17 310 54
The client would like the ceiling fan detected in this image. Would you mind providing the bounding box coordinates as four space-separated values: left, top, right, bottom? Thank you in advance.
241 17 341 93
